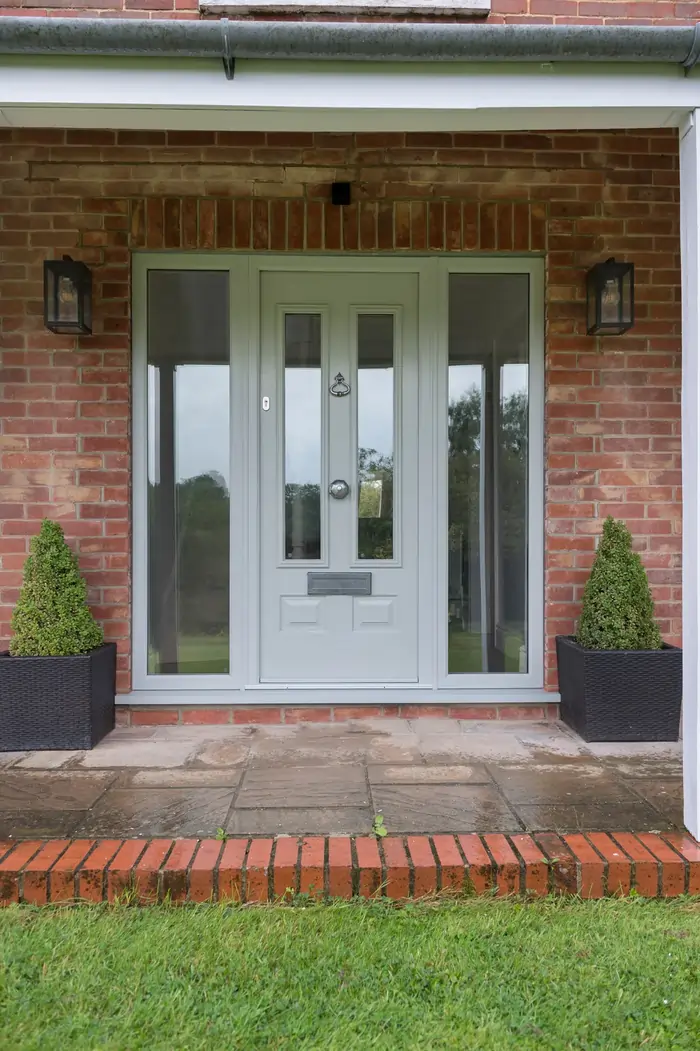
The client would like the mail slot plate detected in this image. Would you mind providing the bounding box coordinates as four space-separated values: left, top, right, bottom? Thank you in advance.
307 572 372 596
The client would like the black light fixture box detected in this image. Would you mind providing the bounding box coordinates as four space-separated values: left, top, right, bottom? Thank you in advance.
44 256 92 335
586 258 634 336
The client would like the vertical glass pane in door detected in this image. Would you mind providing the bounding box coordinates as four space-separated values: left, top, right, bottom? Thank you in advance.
147 270 230 675
447 274 529 674
285 314 322 559
357 314 394 560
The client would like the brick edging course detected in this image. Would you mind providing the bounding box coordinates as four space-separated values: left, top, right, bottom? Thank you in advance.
116 703 561 727
1 832 699 904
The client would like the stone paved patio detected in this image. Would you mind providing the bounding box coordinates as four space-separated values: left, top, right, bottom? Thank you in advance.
0 719 684 839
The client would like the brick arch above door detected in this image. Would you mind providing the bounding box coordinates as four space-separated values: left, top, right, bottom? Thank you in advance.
127 197 548 253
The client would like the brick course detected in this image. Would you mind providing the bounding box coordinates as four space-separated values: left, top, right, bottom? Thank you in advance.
1 0 700 23
1 832 697 903
0 128 681 694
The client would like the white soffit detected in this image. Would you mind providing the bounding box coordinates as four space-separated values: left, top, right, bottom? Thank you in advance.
0 58 695 131
200 0 490 14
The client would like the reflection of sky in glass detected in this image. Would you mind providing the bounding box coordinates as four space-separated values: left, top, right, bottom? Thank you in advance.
285 368 321 485
359 369 393 458
147 363 230 486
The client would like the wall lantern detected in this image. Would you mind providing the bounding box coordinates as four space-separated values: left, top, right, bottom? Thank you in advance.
44 256 92 335
586 258 634 336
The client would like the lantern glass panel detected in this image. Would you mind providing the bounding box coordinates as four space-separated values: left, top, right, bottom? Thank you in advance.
57 274 80 326
621 267 632 325
600 275 621 326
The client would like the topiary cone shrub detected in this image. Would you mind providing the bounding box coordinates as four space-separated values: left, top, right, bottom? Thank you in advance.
0 520 115 751
556 516 681 742
577 516 662 652
10 519 104 657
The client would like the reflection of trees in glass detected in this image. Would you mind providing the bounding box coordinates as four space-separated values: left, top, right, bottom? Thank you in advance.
176 471 230 638
285 483 321 559
358 447 393 560
448 385 528 648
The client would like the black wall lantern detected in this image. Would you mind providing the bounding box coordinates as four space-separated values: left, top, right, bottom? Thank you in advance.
44 256 92 335
586 258 634 336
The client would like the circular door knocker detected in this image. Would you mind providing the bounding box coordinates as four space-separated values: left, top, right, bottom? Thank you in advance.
330 373 351 397
329 479 350 500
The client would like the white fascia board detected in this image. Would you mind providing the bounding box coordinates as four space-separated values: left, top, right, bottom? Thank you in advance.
201 0 490 13
0 57 696 131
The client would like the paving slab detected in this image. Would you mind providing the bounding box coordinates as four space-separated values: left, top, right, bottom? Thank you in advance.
488 763 640 805
78 739 198 769
130 768 243 788
0 771 114 812
371 784 522 833
368 764 491 785
226 807 372 836
236 765 369 808
0 752 27 768
418 733 531 763
16 751 83 770
191 740 252 767
515 802 678 833
0 811 87 839
625 779 684 826
75 788 234 838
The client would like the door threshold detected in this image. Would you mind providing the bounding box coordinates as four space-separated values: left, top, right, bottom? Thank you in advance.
120 688 559 706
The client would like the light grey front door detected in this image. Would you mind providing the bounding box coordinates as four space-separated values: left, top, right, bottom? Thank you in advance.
260 271 419 683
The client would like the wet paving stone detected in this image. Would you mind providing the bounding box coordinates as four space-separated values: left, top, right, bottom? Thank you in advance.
514 801 678 833
74 788 234 838
237 765 369 808
487 763 639 805
0 771 114 812
368 764 491 785
0 810 87 839
227 807 372 836
371 784 522 833
625 779 684 826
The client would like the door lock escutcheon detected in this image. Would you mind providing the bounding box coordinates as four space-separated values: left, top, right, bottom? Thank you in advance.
329 479 350 500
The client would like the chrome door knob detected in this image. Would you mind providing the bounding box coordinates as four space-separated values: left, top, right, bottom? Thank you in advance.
329 479 350 500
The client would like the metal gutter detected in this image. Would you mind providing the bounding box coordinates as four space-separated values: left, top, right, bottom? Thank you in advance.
0 17 699 72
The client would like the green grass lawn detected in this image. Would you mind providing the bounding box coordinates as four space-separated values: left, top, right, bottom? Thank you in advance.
2 899 700 1050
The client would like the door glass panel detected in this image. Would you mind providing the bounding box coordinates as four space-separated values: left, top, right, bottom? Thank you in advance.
447 274 529 674
285 313 322 559
357 314 394 560
147 270 230 675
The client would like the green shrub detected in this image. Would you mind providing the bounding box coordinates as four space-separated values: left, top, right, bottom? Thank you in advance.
10 519 104 657
577 516 662 651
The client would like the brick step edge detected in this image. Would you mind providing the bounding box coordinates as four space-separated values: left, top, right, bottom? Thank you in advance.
1 832 699 905
117 703 561 727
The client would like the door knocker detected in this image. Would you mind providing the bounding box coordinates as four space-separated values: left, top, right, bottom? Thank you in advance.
330 373 351 397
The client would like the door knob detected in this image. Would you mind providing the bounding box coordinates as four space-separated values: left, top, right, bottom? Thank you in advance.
329 479 350 500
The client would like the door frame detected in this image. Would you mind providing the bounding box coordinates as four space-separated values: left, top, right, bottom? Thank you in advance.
131 252 544 697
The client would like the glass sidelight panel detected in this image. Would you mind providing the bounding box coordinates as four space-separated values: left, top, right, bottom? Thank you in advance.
284 314 322 559
447 274 529 675
147 270 230 675
357 314 394 560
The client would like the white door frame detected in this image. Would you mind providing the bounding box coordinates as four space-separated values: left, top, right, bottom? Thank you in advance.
130 252 545 700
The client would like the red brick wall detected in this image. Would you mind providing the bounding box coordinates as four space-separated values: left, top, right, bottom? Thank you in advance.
2 0 700 22
0 128 681 692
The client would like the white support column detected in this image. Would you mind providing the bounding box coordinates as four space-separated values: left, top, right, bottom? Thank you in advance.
681 112 700 840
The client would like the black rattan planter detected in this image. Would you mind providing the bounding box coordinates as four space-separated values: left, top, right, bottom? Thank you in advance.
0 643 116 751
556 635 682 742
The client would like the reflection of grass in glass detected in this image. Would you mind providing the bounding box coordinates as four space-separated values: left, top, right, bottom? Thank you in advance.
148 635 229 675
448 629 524 674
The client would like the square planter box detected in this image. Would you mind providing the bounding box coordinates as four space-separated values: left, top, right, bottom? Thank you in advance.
556 635 682 743
0 643 116 751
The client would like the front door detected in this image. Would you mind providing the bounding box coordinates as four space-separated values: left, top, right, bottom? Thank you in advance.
260 271 419 683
